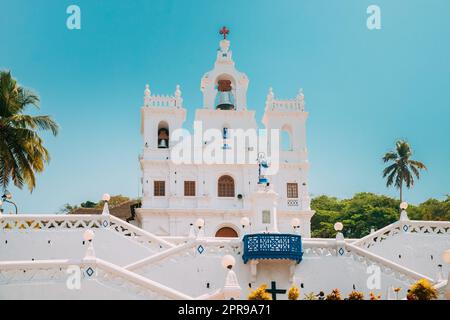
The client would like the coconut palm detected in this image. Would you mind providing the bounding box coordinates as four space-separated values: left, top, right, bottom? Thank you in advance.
382 140 426 202
0 71 59 192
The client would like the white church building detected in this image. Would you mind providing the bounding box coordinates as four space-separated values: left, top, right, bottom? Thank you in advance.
0 29 449 300
137 27 313 239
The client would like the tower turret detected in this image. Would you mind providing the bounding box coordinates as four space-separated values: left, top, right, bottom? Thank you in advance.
200 27 249 111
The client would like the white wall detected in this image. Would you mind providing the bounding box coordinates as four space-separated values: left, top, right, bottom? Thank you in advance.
0 229 155 266
365 232 450 279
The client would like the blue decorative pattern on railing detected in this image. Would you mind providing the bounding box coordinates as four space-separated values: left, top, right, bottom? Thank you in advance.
242 233 303 264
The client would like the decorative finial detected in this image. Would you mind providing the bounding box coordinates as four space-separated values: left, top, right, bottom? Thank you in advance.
144 84 151 106
267 87 274 100
297 88 304 101
175 84 181 98
219 26 230 40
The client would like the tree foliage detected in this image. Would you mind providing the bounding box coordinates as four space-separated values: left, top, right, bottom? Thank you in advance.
0 71 59 192
382 140 427 202
58 195 132 213
311 193 449 238
95 195 131 208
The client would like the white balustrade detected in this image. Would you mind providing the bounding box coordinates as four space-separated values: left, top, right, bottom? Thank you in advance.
144 94 181 108
353 220 450 249
109 216 175 250
0 258 193 300
268 100 304 111
0 214 104 230
0 214 175 251
125 238 242 273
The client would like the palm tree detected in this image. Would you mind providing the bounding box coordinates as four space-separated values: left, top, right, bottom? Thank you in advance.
382 140 427 202
0 71 59 192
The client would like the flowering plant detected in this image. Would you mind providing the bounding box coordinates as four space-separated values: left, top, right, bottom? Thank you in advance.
248 284 272 300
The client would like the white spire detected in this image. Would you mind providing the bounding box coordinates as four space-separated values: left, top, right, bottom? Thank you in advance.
101 201 110 215
296 88 304 101
216 26 233 64
223 269 241 300
267 87 274 101
175 84 181 98
144 84 151 106
175 84 183 108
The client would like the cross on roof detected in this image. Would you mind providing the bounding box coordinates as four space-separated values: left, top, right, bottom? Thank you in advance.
265 281 286 300
219 26 230 40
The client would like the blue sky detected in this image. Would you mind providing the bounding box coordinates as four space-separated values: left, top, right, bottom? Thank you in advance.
1 0 449 213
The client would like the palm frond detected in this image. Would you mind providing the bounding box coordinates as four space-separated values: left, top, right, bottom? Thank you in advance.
0 71 57 192
7 115 59 136
382 163 397 177
396 140 412 158
409 159 427 170
382 151 397 163
385 168 397 187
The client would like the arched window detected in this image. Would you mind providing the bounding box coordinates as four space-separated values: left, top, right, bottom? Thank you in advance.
215 227 239 238
158 121 169 148
280 125 293 151
218 175 235 197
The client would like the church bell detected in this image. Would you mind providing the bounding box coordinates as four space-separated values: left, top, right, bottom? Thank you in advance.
216 79 235 110
158 128 169 149
216 91 235 110
158 139 168 148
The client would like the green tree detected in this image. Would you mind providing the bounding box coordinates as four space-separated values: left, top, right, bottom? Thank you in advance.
382 140 426 203
81 201 97 208
0 71 58 192
413 196 450 221
95 195 130 208
59 203 79 214
60 195 132 214
311 193 399 238
311 193 448 238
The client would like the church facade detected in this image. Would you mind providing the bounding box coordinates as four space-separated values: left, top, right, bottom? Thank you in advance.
137 29 314 238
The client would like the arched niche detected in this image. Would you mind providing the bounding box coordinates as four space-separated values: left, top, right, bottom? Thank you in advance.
214 74 236 110
280 124 293 151
157 121 169 149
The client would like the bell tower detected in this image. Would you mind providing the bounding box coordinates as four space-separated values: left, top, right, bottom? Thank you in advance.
200 27 249 111
140 84 186 153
